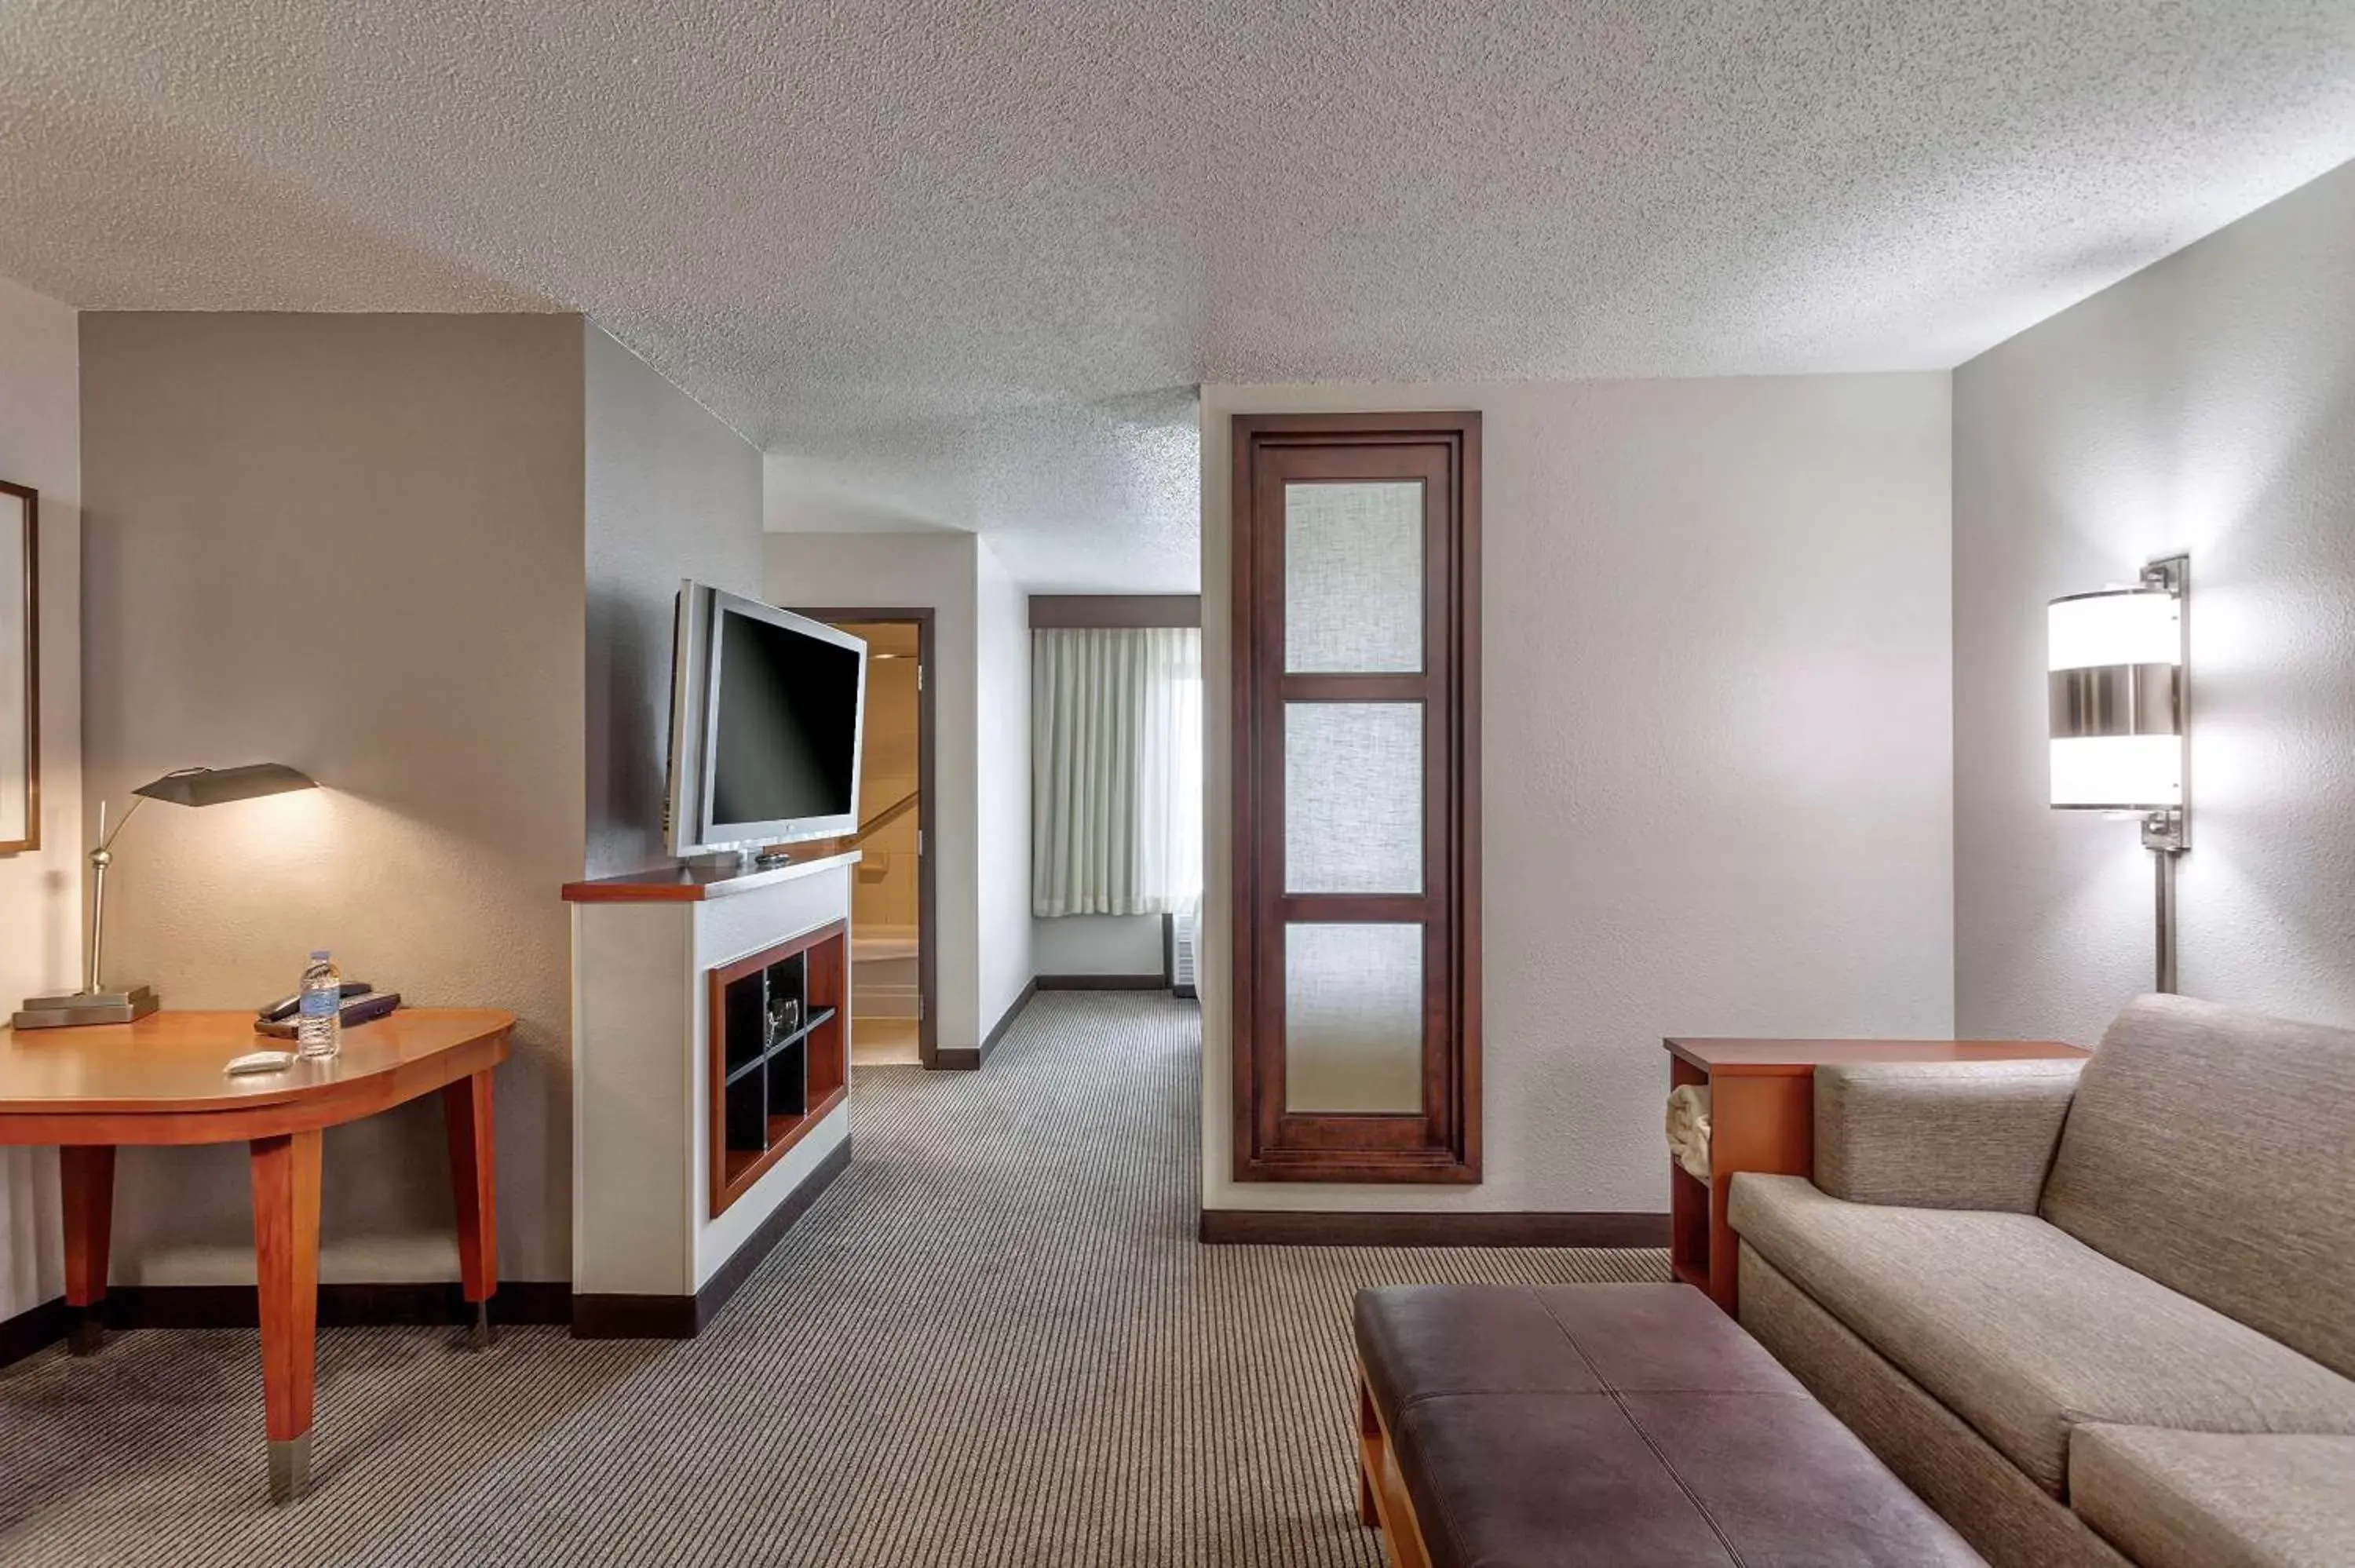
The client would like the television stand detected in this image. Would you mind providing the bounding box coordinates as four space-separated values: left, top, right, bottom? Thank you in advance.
563 849 860 1336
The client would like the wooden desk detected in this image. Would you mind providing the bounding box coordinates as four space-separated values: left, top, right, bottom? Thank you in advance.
0 1008 513 1503
1663 1036 2088 1316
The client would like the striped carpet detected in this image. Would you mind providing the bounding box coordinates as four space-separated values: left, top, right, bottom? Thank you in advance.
1 991 1665 1566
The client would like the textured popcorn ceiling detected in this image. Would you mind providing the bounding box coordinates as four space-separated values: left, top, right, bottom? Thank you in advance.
6 2 2355 589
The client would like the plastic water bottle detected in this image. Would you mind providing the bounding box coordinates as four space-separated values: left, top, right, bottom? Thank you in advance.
297 950 342 1061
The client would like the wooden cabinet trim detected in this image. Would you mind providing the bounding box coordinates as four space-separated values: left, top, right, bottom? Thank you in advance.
708 919 849 1217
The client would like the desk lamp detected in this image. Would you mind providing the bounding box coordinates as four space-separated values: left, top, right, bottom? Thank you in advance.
10 763 318 1029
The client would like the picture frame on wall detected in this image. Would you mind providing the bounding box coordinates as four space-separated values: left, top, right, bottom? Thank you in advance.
0 480 36 854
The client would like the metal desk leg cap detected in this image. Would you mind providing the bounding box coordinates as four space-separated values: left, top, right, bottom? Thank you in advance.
466 1300 495 1351
68 1313 104 1356
268 1433 313 1505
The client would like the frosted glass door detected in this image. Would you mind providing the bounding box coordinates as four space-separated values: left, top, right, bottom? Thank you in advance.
1284 924 1423 1112
1284 482 1423 673
1232 414 1478 1183
1284 702 1422 894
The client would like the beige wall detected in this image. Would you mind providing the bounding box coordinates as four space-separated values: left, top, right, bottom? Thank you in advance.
760 531 1036 1046
583 325 764 877
1955 162 2355 1041
0 275 81 1320
973 538 1033 1028
1035 914 1164 977
1201 377 1956 1214
765 532 986 1047
78 312 588 1285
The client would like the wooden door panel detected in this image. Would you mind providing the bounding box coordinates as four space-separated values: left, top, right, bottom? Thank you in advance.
1230 413 1481 1183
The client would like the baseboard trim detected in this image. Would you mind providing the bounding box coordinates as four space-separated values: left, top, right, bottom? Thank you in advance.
567 1291 698 1340
572 1135 852 1340
2 1280 569 1367
1034 974 1167 991
937 978 1038 1070
1197 1209 1671 1248
0 1295 74 1369
3 1140 860 1355
104 1279 572 1330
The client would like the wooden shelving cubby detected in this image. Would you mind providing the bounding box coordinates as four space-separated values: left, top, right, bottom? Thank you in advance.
707 919 849 1217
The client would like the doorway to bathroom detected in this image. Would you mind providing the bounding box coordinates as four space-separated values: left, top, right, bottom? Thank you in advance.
811 611 936 1068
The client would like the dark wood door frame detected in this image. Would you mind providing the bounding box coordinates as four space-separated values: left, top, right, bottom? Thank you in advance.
0 480 38 855
793 607 941 1070
1229 411 1482 1183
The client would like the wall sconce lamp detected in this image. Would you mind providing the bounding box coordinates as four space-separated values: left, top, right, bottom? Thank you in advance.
10 762 319 1030
2048 555 2188 993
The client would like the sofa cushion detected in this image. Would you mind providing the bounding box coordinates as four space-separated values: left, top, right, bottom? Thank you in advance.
1814 1059 2083 1213
2041 994 2355 1380
2070 1424 2355 1568
1729 1175 2355 1494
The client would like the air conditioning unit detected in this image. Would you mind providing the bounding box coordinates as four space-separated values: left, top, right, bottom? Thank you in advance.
1170 897 1200 999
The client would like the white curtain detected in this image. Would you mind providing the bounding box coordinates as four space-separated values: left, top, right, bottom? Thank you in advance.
1031 627 1203 917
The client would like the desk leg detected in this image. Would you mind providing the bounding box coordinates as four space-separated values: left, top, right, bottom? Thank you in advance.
60 1146 115 1355
442 1070 498 1349
250 1129 323 1505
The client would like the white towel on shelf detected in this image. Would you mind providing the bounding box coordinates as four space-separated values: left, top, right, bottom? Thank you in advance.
1664 1085 1712 1183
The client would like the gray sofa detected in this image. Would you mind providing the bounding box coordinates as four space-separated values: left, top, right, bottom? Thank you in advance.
1729 994 2355 1568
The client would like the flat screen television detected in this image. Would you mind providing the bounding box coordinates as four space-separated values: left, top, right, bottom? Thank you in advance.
664 582 867 858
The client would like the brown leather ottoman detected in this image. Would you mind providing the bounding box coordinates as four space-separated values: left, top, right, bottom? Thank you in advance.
1353 1283 1981 1567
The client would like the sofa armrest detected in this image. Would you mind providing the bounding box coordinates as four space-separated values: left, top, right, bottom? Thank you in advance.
1813 1060 2083 1212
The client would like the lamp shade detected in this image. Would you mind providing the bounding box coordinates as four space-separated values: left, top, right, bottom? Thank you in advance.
2047 588 2181 809
132 762 317 807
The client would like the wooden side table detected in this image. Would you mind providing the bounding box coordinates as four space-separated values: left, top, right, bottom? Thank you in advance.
0 1008 513 1503
1663 1036 2087 1315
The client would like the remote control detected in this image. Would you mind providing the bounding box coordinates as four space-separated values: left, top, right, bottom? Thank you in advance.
225 1049 298 1076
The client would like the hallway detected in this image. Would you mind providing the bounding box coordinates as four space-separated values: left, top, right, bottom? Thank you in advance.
2 994 1663 1566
